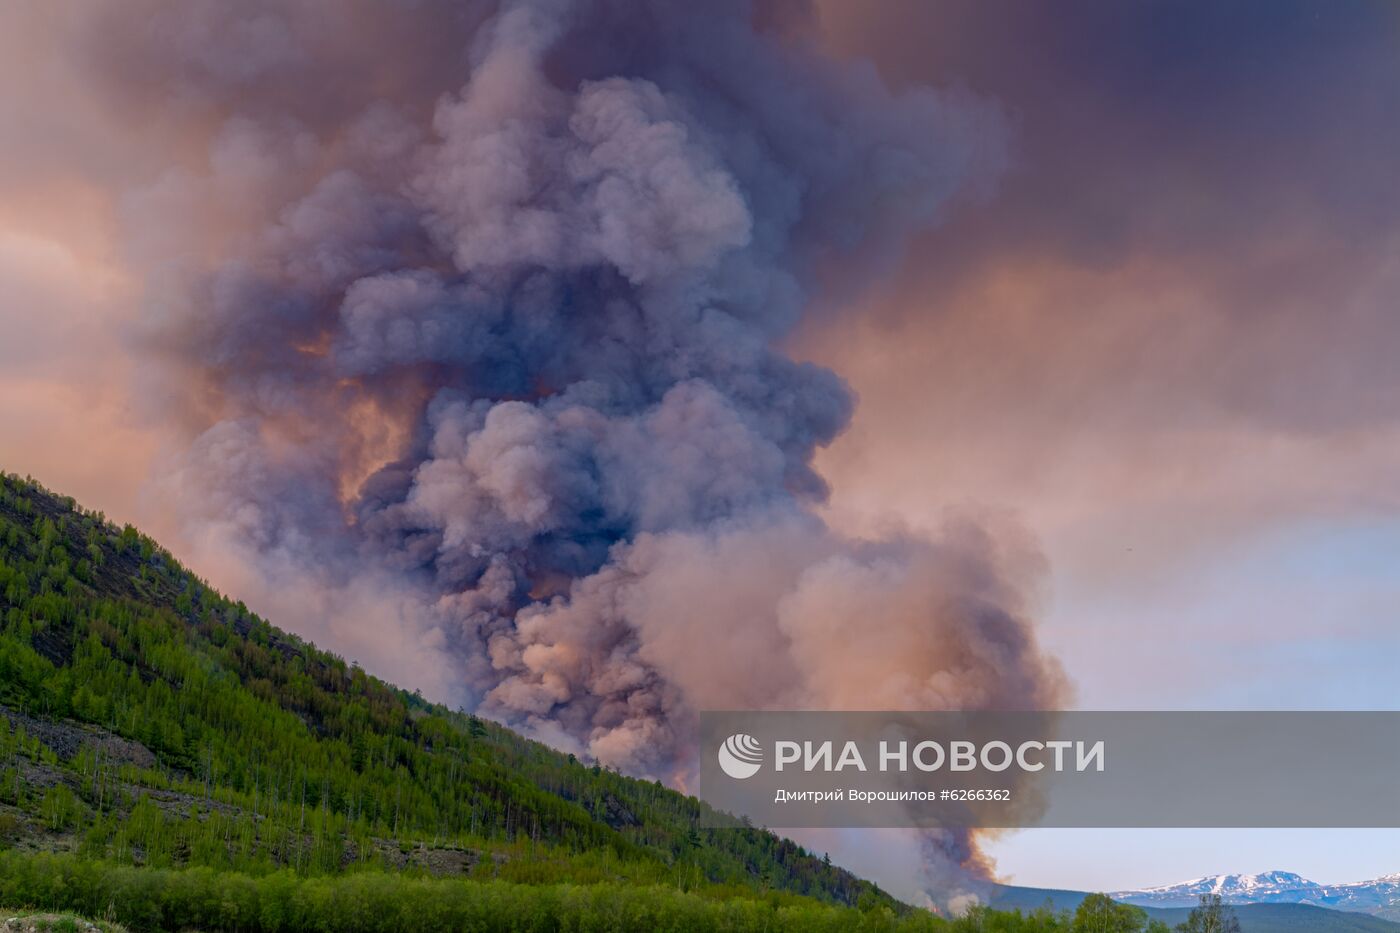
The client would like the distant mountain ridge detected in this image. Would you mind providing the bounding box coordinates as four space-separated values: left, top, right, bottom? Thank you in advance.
992 882 1400 933
1111 870 1400 921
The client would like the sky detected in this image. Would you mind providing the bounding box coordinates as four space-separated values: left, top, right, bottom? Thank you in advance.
803 0 1400 889
1 0 1398 895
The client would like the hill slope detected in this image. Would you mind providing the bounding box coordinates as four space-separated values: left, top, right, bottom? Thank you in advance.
1149 903 1400 932
0 472 934 931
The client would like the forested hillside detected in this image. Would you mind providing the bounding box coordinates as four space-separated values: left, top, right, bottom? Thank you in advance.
0 471 953 930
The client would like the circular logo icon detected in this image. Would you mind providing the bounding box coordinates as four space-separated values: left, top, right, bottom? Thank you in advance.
718 733 763 779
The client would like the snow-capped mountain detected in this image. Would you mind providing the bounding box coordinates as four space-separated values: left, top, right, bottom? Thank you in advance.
1114 871 1323 906
1113 871 1400 920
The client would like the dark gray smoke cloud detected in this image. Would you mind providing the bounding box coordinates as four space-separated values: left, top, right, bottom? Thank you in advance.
69 0 1065 901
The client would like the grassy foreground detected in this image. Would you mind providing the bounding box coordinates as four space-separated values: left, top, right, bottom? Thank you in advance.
0 908 127 933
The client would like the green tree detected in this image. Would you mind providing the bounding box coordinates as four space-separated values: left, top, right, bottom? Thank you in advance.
1175 894 1240 933
40 784 80 832
1073 893 1147 933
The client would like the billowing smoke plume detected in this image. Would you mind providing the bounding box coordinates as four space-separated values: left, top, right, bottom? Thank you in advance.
74 0 1065 901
